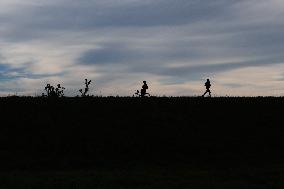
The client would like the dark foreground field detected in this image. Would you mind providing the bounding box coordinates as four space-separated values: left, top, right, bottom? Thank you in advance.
0 97 284 188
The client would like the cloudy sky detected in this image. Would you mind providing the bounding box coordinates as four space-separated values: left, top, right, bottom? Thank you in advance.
0 0 284 96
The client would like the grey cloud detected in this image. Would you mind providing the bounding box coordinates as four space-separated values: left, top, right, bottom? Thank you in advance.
78 41 202 65
78 44 146 65
0 59 63 81
15 0 238 28
77 29 284 76
0 0 284 95
0 0 240 43
223 83 243 88
153 56 284 76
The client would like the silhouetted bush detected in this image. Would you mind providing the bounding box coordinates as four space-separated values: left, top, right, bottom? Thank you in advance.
44 83 65 97
133 90 140 97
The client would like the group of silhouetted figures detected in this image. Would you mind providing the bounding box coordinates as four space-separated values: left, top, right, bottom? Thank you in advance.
43 78 212 97
135 78 212 97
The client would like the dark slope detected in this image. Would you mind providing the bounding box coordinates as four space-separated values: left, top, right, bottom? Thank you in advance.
0 97 282 170
0 97 283 188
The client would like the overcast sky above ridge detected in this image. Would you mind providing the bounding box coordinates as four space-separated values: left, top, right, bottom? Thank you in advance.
0 0 284 96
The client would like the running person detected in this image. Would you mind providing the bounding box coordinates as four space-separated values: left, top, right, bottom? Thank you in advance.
141 81 149 97
202 79 211 97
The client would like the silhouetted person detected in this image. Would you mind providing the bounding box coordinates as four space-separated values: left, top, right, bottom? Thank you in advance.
202 79 211 97
141 81 149 97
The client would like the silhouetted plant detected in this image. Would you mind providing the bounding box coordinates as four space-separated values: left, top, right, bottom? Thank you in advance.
44 83 65 97
79 79 92 97
133 89 151 97
133 90 140 97
55 84 65 97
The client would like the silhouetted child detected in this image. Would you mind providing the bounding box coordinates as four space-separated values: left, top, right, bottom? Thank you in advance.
202 79 211 97
141 81 149 97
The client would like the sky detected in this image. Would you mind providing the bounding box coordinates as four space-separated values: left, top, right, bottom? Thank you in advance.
0 0 284 96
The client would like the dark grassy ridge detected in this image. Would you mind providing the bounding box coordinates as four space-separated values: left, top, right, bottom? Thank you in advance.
0 97 284 188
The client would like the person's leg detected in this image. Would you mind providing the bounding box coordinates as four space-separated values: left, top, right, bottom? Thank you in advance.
141 89 149 97
140 89 145 97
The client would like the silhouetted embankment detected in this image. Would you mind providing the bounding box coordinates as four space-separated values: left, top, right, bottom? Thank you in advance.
0 97 282 169
1 97 284 188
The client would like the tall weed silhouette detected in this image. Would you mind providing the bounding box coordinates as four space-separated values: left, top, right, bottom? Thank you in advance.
79 79 92 97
